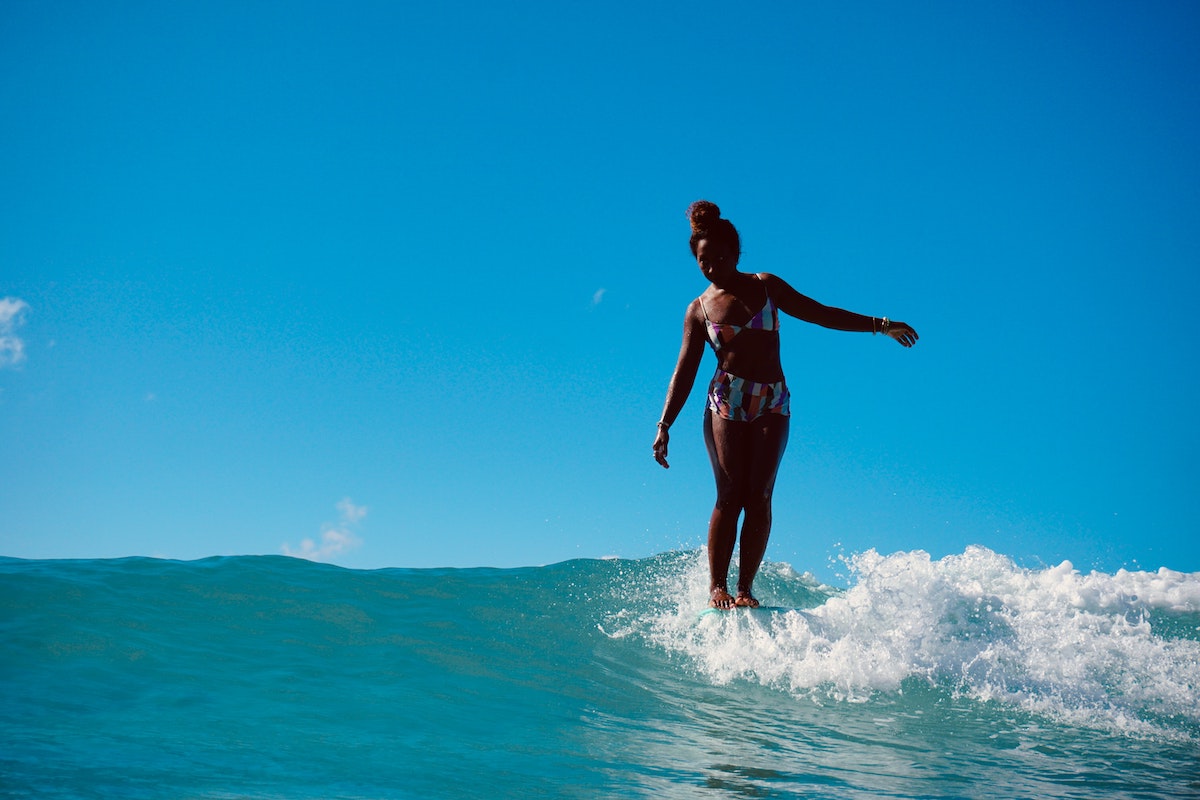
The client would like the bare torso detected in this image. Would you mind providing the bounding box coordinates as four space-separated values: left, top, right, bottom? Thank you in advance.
692 273 785 383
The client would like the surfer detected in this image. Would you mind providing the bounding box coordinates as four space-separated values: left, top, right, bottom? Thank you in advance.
653 201 918 610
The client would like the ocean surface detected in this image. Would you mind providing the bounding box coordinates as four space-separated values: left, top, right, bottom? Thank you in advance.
3 546 1199 799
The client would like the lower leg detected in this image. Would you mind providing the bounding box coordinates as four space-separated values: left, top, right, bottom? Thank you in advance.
735 504 771 605
707 504 739 608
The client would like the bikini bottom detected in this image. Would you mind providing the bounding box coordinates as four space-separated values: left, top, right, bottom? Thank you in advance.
705 368 790 422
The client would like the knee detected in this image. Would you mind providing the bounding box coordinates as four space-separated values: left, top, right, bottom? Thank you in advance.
743 490 773 519
713 485 747 515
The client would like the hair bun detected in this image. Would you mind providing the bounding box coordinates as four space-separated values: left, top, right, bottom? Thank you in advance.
686 200 721 235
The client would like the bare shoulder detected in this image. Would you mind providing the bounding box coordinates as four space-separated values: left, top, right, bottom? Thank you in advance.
757 272 801 296
756 272 824 320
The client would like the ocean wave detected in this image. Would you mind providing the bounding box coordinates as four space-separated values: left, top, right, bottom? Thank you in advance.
3 547 1199 798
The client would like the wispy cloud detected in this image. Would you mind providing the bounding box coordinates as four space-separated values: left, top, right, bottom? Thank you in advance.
0 297 30 368
282 498 366 562
592 288 606 306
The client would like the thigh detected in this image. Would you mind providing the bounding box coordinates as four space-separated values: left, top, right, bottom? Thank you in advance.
745 414 790 500
703 410 753 496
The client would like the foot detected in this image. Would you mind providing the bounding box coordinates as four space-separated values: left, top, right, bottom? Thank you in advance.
734 592 759 608
709 588 736 610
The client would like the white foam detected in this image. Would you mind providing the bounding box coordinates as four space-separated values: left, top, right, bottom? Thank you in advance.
642 546 1200 739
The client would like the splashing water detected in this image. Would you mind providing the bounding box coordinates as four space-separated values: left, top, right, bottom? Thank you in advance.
639 546 1200 740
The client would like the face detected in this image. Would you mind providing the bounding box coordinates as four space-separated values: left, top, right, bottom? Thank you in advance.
695 238 737 283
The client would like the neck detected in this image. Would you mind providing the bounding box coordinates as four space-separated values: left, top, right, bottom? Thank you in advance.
711 271 754 293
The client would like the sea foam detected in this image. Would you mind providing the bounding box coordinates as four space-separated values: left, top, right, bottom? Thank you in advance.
639 546 1200 740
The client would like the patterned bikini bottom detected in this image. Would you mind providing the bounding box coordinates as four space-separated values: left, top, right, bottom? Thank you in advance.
705 368 791 422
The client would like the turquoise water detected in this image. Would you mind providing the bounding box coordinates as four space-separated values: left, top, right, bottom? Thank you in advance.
3 547 1199 799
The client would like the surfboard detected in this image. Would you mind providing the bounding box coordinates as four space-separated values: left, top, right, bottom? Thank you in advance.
694 605 802 622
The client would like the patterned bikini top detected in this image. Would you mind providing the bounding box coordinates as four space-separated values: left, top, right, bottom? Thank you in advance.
700 287 780 352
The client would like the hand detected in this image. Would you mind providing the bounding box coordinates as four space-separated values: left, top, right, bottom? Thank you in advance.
887 321 919 348
653 428 670 469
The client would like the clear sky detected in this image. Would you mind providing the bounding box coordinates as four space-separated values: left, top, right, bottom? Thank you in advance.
2 1 1197 582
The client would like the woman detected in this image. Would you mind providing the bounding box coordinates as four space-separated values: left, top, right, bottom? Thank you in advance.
653 201 918 610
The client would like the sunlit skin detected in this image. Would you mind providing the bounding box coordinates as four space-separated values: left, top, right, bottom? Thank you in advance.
654 237 917 609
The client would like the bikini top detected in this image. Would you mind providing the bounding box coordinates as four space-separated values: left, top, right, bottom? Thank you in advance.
699 284 780 352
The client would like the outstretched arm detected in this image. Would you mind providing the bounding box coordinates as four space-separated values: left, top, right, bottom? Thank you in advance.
762 273 918 347
653 302 707 468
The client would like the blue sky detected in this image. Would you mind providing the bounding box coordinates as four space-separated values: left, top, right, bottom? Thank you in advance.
2 0 1197 581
